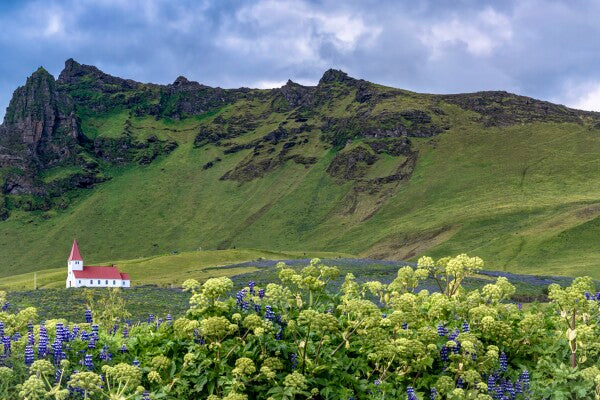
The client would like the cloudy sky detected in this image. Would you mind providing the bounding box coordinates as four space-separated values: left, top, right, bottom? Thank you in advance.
1 0 600 119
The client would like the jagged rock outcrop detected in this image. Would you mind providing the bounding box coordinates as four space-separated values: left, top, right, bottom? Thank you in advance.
440 91 591 126
156 76 254 119
1 67 81 169
318 69 356 85
58 58 141 90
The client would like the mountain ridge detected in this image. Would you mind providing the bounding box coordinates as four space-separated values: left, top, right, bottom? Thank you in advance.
0 59 598 279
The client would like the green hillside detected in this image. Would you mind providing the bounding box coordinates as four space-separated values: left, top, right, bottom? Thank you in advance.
0 249 351 290
0 60 599 279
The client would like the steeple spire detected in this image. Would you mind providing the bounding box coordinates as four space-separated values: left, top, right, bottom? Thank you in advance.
68 239 83 261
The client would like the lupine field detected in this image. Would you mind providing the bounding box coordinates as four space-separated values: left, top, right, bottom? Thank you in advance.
1 255 600 399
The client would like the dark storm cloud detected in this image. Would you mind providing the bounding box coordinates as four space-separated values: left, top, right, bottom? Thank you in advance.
1 0 600 120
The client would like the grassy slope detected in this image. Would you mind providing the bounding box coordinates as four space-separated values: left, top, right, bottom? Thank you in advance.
0 249 352 290
0 90 599 280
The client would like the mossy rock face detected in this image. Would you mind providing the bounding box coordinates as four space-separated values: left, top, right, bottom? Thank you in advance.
441 91 588 126
327 147 378 180
1 60 600 279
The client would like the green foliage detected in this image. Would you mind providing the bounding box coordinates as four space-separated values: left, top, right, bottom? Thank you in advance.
3 256 600 399
1 69 600 284
84 288 132 329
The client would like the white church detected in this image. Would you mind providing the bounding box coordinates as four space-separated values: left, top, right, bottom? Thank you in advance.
65 239 131 288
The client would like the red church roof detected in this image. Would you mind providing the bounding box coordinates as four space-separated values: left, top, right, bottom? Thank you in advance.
73 266 130 280
68 239 83 262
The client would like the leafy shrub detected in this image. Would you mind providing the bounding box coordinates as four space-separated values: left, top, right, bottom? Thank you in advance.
1 255 600 399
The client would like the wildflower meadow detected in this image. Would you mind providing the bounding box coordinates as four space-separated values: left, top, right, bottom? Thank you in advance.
1 255 599 399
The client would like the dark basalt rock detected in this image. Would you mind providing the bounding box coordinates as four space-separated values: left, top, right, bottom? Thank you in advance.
321 110 444 147
440 91 595 126
273 80 316 111
58 58 141 90
319 69 356 85
92 134 177 165
326 147 378 180
366 137 413 157
1 67 81 169
2 172 45 196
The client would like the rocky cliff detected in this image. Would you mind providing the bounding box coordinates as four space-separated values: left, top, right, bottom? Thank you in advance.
1 67 80 169
0 59 598 217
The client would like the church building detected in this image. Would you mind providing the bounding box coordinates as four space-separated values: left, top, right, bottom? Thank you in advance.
65 239 131 288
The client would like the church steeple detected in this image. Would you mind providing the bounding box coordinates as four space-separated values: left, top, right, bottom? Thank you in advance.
68 239 83 261
68 239 84 272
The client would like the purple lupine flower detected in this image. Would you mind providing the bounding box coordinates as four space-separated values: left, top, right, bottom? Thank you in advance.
407 386 417 400
0 322 3 338
375 379 381 385
290 353 298 369
38 324 48 359
166 314 172 323
1 302 9 312
3 336 12 355
122 326 129 338
519 369 530 391
275 327 283 340
450 340 461 354
84 353 93 370
437 324 447 337
71 326 80 340
402 322 408 330
430 387 438 400
99 345 109 361
147 314 155 323
25 345 35 366
462 321 469 332
248 281 256 295
258 289 265 299
142 390 151 400
52 339 64 365
120 343 128 353
28 332 35 346
456 378 464 388
254 304 262 313
133 358 140 367
91 324 99 340
85 309 93 324
88 338 96 349
440 346 449 362
236 289 247 309
499 352 508 373
448 329 460 341
265 306 275 321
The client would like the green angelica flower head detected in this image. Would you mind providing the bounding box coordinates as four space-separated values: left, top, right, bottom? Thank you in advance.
18 375 46 400
233 357 256 377
67 372 103 397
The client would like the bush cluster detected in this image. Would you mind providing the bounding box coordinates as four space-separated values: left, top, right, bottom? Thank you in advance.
1 255 600 399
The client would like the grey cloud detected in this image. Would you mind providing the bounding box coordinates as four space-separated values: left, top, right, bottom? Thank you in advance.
1 0 600 120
